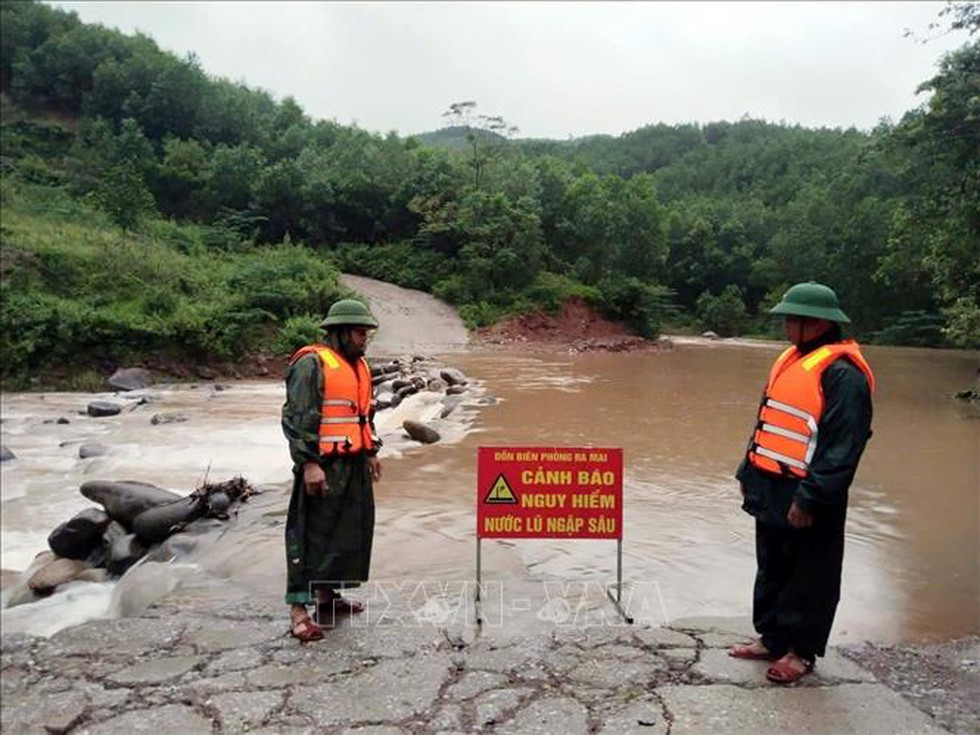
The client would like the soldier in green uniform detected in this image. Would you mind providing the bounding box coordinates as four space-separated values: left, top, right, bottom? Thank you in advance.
281 299 383 641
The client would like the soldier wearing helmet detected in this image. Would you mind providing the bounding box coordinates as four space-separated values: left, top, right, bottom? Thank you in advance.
280 298 382 641
729 282 875 684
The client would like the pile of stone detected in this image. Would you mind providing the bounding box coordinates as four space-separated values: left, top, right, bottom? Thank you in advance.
368 356 473 444
5 477 254 607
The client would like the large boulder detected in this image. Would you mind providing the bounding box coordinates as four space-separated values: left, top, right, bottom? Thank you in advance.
396 383 420 400
27 557 89 594
87 401 122 417
440 368 468 387
132 495 205 545
369 360 402 379
47 508 110 560
4 552 54 607
403 420 441 444
107 367 152 392
79 480 183 527
1 446 15 462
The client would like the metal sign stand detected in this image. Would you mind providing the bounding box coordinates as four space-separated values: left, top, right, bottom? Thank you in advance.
475 537 483 625
605 538 634 624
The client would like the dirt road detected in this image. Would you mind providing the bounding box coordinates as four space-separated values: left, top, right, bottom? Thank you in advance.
340 274 470 356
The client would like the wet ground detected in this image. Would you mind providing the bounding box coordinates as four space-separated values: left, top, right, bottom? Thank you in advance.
0 605 956 734
843 636 980 734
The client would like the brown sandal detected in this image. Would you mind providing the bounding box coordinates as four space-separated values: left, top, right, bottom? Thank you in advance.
729 641 775 660
290 614 324 642
766 656 814 684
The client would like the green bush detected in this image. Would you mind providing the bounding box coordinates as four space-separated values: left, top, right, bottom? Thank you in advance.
942 298 980 350
870 310 946 347
696 285 748 337
458 300 504 329
432 274 468 306
13 153 65 186
525 271 601 313
275 315 322 355
331 241 451 291
597 276 674 339
91 162 156 231
228 245 341 319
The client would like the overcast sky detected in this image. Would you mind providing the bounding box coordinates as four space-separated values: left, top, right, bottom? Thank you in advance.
50 1 969 140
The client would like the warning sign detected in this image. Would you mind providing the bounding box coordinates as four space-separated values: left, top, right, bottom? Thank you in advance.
477 446 623 539
484 474 518 504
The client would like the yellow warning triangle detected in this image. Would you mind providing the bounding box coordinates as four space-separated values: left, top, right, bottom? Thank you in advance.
484 473 518 504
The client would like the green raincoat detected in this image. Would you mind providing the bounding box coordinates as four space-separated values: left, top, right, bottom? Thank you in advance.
281 345 376 605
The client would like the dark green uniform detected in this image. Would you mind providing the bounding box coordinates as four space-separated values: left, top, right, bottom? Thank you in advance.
736 333 873 660
281 350 376 606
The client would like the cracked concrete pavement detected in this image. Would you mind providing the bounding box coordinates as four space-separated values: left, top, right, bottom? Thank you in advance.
1 593 954 735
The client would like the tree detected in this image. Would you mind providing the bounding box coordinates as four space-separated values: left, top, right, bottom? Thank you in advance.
1 0 77 94
882 36 980 347
697 285 749 336
251 158 306 243
11 22 129 113
431 190 544 313
613 173 668 281
85 117 156 230
155 136 209 218
199 143 264 214
442 101 519 188
139 54 206 141
92 160 155 230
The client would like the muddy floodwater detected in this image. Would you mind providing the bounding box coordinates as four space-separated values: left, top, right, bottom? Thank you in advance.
2 339 977 644
368 341 978 644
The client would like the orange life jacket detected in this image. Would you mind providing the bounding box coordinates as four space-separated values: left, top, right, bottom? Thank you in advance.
747 340 875 479
289 344 375 456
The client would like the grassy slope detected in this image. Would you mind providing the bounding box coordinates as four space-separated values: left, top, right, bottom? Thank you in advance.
0 180 346 389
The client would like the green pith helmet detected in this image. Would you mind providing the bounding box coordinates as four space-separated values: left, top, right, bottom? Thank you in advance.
319 299 379 329
769 282 851 324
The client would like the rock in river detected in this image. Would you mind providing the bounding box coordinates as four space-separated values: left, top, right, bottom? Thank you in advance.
107 367 153 392
80 480 183 526
87 401 122 417
47 507 110 560
79 443 109 459
132 495 205 545
403 420 441 444
27 557 89 594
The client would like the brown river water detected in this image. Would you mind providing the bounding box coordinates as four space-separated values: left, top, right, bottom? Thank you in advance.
367 341 979 644
1 297 977 644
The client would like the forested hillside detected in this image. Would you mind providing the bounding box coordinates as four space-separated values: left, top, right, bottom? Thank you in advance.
1 1 977 386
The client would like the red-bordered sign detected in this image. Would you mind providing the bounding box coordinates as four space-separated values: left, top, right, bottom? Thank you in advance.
476 446 623 539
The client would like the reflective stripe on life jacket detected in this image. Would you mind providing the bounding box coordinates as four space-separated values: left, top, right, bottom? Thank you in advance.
747 340 874 479
289 344 375 456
